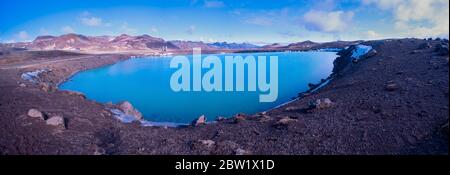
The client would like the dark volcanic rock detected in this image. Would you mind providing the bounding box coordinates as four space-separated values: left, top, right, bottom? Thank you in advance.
418 42 432 50
435 44 449 56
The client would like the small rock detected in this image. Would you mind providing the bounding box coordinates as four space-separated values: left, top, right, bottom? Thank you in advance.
192 115 206 126
235 148 250 155
285 106 301 111
198 139 215 148
46 116 66 128
19 83 26 87
118 101 143 120
274 117 297 126
94 147 106 155
385 83 399 91
27 109 44 120
309 98 334 109
233 114 246 123
320 98 334 109
216 116 225 121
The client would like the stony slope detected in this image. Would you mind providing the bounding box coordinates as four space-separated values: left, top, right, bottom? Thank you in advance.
0 38 448 155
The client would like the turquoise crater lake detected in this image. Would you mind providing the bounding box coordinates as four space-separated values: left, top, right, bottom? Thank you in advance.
59 52 337 124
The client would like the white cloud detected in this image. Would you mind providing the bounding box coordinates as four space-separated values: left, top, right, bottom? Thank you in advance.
120 23 137 34
278 31 298 38
79 11 103 27
244 17 273 26
186 25 196 35
81 17 103 26
230 9 241 15
61 26 75 33
363 0 449 38
17 31 29 40
40 28 49 35
303 10 354 33
151 27 158 33
4 40 16 43
362 0 404 9
367 30 383 39
204 0 225 8
199 36 215 42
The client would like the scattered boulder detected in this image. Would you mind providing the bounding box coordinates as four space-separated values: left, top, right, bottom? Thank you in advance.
192 115 206 126
94 147 106 155
27 109 44 120
309 98 334 109
233 114 246 123
235 148 251 155
385 83 399 91
46 116 66 128
19 83 26 87
118 101 143 120
321 98 334 109
198 139 215 148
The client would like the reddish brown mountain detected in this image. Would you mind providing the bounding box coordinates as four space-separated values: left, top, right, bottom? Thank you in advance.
26 33 179 52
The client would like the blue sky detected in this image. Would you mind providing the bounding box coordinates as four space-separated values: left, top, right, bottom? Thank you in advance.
0 0 448 44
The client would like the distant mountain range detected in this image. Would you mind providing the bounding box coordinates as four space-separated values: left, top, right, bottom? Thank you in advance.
2 33 360 53
2 33 262 53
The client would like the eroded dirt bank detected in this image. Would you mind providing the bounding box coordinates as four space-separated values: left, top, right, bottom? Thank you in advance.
0 39 448 155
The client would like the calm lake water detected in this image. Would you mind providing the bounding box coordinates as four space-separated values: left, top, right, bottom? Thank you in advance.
59 52 337 124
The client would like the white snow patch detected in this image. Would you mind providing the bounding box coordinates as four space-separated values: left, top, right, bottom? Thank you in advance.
109 108 187 127
110 109 136 123
351 45 373 60
316 48 342 52
21 69 50 83
140 120 186 127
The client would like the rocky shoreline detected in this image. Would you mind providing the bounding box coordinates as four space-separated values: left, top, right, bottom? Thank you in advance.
0 38 448 154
